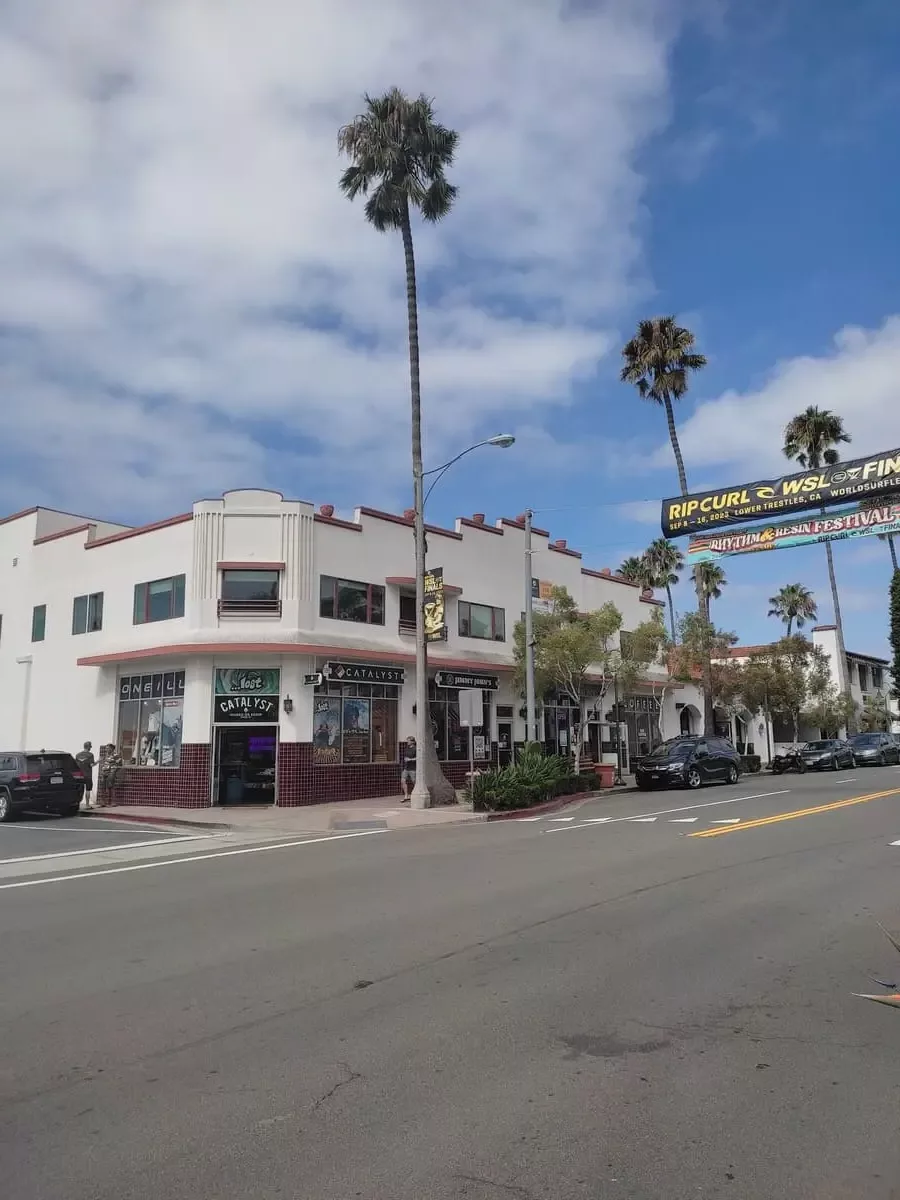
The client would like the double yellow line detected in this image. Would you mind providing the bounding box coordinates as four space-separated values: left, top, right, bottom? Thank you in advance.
690 786 900 838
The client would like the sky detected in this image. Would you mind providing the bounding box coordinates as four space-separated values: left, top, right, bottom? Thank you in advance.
2 0 899 656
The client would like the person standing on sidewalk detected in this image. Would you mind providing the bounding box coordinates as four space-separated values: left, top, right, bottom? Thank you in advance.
75 741 96 808
400 736 416 803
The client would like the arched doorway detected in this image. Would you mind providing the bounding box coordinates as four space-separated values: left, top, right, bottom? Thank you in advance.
679 704 700 736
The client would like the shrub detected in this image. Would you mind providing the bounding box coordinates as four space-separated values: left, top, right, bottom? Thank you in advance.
468 750 597 811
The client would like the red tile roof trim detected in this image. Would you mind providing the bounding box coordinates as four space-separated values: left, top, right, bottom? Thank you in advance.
77 642 515 670
499 516 551 537
0 506 38 527
86 512 193 548
33 522 94 546
357 506 463 541
458 517 503 535
313 513 362 531
548 543 583 559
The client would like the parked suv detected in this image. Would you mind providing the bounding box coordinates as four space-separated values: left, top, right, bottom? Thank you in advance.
0 752 85 822
635 735 742 791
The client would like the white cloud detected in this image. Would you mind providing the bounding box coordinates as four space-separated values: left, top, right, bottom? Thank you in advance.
0 0 676 520
661 316 900 478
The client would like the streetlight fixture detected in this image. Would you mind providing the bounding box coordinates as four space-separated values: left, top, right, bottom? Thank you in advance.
411 434 517 810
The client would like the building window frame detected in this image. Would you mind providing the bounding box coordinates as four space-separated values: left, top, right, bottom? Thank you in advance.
72 591 104 635
218 569 281 616
31 604 46 642
312 681 399 765
318 575 385 626
116 671 186 768
133 575 186 625
458 600 505 642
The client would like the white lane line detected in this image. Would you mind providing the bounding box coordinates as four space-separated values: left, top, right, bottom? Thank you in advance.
711 818 741 825
828 778 857 784
890 839 900 846
0 834 217 866
3 823 191 835
585 818 611 824
542 790 791 834
550 817 575 822
0 829 388 890
518 817 543 822
626 817 658 823
670 817 699 823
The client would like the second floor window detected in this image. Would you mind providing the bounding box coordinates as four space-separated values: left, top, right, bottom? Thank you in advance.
319 575 385 625
72 592 103 635
219 569 281 615
134 575 186 625
32 604 46 642
459 600 505 641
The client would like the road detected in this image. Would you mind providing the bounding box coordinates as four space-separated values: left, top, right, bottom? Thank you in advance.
4 768 900 1198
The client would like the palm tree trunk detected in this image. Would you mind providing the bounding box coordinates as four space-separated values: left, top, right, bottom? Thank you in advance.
665 584 677 643
787 617 793 637
824 536 851 722
664 396 689 495
401 203 454 807
889 536 898 572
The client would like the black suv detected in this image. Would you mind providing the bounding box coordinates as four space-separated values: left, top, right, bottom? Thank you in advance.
0 752 86 822
635 736 742 791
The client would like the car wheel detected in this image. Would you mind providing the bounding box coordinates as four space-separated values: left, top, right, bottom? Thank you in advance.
60 804 81 818
685 768 702 790
727 764 739 784
832 755 839 771
0 790 13 822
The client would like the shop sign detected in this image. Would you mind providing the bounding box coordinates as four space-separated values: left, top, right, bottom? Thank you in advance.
303 672 324 686
215 668 281 695
424 567 446 642
686 500 900 563
214 694 279 723
119 671 185 702
435 669 499 691
324 661 405 685
661 444 900 537
622 696 660 713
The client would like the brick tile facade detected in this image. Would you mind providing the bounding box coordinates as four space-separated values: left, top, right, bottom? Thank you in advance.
101 740 500 809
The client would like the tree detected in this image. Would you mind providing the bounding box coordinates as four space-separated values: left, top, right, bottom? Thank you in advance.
620 315 712 733
767 583 818 636
860 496 899 571
859 692 891 733
339 89 459 807
693 562 726 611
670 612 737 695
646 538 683 644
619 556 655 590
740 636 835 744
782 405 852 698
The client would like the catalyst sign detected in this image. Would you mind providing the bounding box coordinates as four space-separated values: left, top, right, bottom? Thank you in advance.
661 446 900 537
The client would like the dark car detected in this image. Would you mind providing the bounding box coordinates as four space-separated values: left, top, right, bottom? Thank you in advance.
0 752 85 822
635 736 742 791
797 739 856 771
848 732 900 767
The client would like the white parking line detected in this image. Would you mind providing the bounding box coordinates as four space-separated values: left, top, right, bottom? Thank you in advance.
4 823 188 835
0 829 388 890
0 834 216 865
711 818 741 824
670 817 699 823
542 790 791 834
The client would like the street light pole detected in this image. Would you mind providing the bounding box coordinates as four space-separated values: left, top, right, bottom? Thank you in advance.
524 509 537 745
411 434 516 810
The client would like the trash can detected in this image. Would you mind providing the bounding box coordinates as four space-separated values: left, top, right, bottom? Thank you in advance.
593 763 615 788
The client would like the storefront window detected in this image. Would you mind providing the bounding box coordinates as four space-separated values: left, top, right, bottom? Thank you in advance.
428 680 491 760
313 682 398 764
117 671 185 767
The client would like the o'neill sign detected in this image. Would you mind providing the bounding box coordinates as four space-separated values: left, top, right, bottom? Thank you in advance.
686 501 900 563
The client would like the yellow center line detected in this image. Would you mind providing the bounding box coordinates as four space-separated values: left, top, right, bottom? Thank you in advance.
690 787 900 838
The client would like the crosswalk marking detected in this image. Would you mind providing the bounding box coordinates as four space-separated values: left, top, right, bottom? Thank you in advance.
711 818 741 824
670 817 699 823
550 817 575 822
626 816 658 823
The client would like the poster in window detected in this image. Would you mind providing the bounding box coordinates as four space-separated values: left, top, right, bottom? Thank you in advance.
371 698 397 763
423 567 446 642
473 734 487 759
312 698 341 764
342 698 371 764
160 699 184 767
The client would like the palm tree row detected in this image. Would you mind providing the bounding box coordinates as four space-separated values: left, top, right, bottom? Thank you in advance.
620 542 728 645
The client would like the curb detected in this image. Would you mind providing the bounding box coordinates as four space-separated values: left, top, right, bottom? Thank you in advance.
484 786 632 821
83 810 233 832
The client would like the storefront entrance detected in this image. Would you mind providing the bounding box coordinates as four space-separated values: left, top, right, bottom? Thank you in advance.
213 726 278 806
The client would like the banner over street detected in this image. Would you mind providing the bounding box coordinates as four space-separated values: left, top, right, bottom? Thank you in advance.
661 446 900 537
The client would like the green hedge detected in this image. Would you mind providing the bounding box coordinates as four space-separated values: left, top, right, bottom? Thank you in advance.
467 744 598 812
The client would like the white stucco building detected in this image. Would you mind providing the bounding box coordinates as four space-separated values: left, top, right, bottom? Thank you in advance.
0 490 697 808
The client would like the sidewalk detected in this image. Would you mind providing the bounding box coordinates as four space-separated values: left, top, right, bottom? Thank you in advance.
88 784 635 834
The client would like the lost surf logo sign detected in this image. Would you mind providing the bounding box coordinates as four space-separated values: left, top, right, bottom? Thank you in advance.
215 669 280 696
661 446 900 537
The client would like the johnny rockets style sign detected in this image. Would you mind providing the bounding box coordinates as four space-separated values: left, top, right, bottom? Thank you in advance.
686 500 900 564
661 446 900 537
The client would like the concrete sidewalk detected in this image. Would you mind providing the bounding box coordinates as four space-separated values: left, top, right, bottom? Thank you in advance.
87 785 633 834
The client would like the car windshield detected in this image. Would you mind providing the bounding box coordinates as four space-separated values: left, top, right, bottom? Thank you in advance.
804 741 834 752
850 734 881 746
647 740 694 761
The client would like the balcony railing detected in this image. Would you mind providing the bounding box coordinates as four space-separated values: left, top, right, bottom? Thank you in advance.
218 597 282 617
398 618 447 640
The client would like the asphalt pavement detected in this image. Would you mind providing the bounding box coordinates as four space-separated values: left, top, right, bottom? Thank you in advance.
0 812 200 860
4 767 900 1198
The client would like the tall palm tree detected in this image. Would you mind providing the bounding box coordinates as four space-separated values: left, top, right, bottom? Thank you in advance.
619 555 656 589
621 317 712 729
645 538 683 643
339 88 458 807
859 495 899 571
693 562 727 611
768 583 818 636
782 405 852 697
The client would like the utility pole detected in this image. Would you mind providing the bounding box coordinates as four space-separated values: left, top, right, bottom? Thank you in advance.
524 509 537 746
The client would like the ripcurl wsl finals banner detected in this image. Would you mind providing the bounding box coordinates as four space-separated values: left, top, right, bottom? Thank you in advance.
661 445 900 537
685 500 900 564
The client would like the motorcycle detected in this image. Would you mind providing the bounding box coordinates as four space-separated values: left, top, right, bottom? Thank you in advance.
770 747 807 774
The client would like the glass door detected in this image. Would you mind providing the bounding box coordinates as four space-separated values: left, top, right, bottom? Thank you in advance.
213 726 278 805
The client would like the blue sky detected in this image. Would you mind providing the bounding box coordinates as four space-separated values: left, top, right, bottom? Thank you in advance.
2 0 899 656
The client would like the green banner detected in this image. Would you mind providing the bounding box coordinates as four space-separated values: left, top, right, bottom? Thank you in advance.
215 668 281 696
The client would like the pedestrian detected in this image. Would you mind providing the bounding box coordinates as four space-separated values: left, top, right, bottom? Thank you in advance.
400 736 416 802
75 740 96 809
